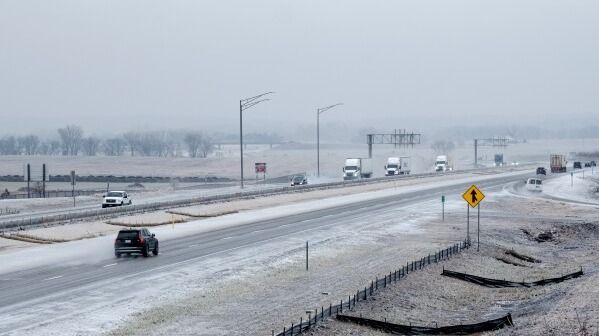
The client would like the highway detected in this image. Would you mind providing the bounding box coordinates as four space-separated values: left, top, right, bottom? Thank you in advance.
0 170 531 334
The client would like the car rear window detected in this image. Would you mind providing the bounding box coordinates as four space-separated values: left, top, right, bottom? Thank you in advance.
117 230 139 239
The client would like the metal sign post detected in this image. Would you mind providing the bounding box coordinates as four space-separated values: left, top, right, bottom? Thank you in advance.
71 170 76 207
477 204 481 252
467 205 470 245
26 164 31 199
462 185 485 249
571 172 574 187
441 195 445 221
42 164 46 198
306 241 309 271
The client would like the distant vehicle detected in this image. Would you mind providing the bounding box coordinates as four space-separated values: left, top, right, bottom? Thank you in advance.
550 154 567 173
385 157 410 176
290 175 308 186
494 154 504 167
114 228 158 258
526 178 543 192
536 167 546 175
573 161 582 169
435 155 452 172
585 162 591 168
343 158 373 180
591 161 597 167
102 191 132 208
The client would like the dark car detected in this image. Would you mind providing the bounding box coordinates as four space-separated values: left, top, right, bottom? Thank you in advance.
114 228 159 258
585 162 591 168
291 175 308 186
536 167 546 175
573 161 582 169
591 161 597 167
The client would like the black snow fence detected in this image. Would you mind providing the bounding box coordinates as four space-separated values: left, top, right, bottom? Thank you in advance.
336 313 513 335
505 249 541 263
441 268 583 288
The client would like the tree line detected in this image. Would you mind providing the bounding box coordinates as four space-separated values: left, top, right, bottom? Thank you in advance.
0 125 215 158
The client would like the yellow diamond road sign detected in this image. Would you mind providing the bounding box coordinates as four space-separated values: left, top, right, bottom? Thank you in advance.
462 185 485 208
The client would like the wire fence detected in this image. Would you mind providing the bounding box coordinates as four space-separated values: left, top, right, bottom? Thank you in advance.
0 207 20 216
273 240 470 336
0 189 103 200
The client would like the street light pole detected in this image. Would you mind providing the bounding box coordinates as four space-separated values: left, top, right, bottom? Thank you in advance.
239 92 274 189
317 103 343 178
239 99 244 189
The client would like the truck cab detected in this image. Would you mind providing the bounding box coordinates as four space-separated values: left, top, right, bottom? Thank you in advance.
435 155 452 172
343 158 373 180
385 157 410 176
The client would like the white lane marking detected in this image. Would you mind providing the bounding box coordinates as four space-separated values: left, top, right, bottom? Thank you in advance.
44 275 63 281
221 236 234 240
103 263 117 268
252 229 264 233
188 244 198 247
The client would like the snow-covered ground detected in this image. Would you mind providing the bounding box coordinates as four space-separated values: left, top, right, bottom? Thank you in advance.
1 138 594 185
542 170 599 205
0 192 466 336
0 165 594 336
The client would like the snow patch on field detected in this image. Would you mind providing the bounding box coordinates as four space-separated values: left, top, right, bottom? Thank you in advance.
542 172 599 204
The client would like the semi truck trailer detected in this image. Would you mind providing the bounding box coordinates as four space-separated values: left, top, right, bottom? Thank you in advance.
385 157 410 176
343 158 373 180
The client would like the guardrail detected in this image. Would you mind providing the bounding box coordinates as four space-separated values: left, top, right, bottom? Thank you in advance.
0 166 529 230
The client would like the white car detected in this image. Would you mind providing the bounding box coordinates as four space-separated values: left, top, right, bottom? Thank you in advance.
102 191 132 208
525 178 543 192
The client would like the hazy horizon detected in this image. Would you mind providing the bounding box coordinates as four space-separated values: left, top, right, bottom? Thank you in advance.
1 1 598 136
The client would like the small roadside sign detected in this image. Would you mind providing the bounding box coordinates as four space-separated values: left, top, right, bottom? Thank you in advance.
462 185 485 208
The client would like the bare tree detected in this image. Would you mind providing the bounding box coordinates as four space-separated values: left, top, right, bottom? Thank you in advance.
431 140 455 154
0 136 18 155
123 131 140 156
199 136 213 158
49 140 61 155
39 140 60 155
58 125 84 156
81 136 101 156
184 132 203 158
17 135 40 155
103 138 126 156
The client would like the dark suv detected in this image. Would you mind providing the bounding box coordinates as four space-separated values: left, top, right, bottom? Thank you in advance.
536 167 546 175
114 228 159 258
291 175 308 186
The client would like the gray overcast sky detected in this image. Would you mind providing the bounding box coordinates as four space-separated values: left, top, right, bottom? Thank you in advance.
1 0 598 136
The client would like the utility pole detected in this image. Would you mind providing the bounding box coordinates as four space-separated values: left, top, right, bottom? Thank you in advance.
239 92 274 189
317 103 343 177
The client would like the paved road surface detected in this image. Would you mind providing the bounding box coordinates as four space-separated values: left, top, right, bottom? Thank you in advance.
0 171 530 334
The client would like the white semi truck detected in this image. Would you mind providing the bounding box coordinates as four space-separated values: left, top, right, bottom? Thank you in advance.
435 155 452 172
385 157 410 176
343 158 373 180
